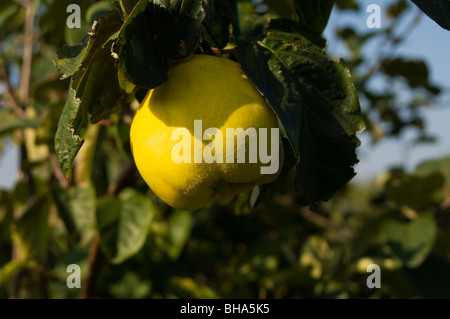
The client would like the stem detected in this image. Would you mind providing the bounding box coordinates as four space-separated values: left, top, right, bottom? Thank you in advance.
9 0 38 297
19 0 34 108
0 67 24 118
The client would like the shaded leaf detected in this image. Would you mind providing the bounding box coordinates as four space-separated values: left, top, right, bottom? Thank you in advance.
51 184 96 247
411 0 450 30
97 188 155 264
405 254 450 298
294 0 335 36
415 156 450 187
335 0 359 10
11 195 50 262
115 0 205 89
382 57 440 94
203 0 240 48
236 19 364 206
162 210 194 260
382 213 437 268
385 170 444 210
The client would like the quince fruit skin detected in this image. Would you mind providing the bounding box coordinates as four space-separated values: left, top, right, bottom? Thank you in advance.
130 54 283 210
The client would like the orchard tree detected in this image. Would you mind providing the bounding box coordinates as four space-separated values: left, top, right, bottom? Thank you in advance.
0 0 450 299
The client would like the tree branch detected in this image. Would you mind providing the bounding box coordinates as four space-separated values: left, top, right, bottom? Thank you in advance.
0 67 24 118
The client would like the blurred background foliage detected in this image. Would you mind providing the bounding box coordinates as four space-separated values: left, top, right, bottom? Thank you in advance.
0 0 450 299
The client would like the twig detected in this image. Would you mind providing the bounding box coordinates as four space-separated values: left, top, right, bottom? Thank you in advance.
0 67 24 118
9 0 38 298
19 0 34 108
50 154 70 189
299 207 354 238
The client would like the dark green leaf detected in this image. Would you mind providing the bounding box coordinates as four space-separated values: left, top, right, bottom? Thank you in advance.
411 0 450 30
385 170 444 210
162 210 194 260
405 254 450 298
382 213 437 268
387 0 409 19
294 0 335 35
236 19 364 206
119 0 140 18
51 184 97 247
11 195 50 262
335 0 358 10
97 189 155 264
381 57 440 94
203 0 240 48
72 40 122 123
115 0 205 89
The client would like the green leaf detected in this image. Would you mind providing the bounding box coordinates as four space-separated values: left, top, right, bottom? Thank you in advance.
51 184 96 247
115 0 205 89
235 19 365 206
335 0 358 10
415 156 450 186
0 2 20 26
170 277 219 298
411 0 450 30
163 210 194 260
381 57 440 94
53 36 89 80
382 213 437 268
0 260 36 289
405 254 450 298
0 117 41 136
384 170 444 210
54 84 85 177
203 0 240 48
11 195 50 262
96 189 155 264
54 9 124 175
118 0 140 18
294 0 335 35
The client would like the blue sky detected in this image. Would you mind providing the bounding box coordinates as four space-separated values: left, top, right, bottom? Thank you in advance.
1 0 450 189
323 0 450 183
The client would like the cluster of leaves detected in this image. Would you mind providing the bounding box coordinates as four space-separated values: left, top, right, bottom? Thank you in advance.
52 0 365 208
0 0 450 299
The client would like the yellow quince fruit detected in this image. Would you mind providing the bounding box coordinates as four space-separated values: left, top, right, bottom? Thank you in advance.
130 54 283 210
